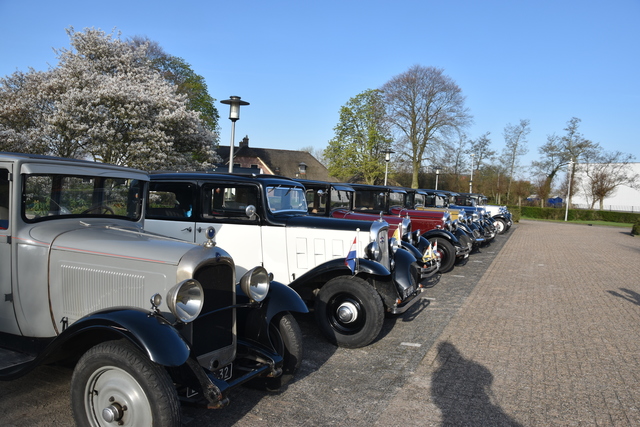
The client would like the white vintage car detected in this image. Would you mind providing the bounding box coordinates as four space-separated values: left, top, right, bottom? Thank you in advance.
145 172 429 349
0 152 307 426
455 192 513 234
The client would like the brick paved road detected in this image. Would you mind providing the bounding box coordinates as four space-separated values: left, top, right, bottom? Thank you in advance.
2 220 639 426
376 220 640 426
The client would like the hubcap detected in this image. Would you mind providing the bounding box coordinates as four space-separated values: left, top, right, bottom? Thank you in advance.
336 301 359 323
85 366 153 426
102 403 123 423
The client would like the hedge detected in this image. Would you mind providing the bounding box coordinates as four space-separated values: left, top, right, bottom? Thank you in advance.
519 206 640 224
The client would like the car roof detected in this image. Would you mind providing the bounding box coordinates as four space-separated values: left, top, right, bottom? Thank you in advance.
0 151 148 176
295 179 355 193
150 171 305 188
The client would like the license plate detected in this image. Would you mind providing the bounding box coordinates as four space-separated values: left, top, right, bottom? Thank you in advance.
213 364 233 381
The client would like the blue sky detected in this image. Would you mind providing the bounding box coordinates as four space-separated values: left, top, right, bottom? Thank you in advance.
1 0 638 177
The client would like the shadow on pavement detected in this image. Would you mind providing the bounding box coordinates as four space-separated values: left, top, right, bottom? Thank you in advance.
607 288 640 306
431 342 522 427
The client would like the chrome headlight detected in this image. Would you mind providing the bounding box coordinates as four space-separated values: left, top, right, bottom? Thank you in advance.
365 240 381 261
411 229 421 246
240 266 270 302
167 279 204 323
389 236 399 254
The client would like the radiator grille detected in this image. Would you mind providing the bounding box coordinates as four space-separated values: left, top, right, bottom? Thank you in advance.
190 262 235 356
61 265 145 318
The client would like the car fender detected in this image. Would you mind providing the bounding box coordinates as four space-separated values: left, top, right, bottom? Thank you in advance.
237 280 308 324
400 240 422 260
236 281 308 349
422 228 462 246
391 246 419 296
288 257 390 301
58 308 191 367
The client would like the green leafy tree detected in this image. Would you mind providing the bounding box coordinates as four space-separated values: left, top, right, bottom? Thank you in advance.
324 89 393 184
381 65 472 188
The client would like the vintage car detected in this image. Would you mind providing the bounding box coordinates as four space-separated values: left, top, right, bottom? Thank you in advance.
296 178 439 279
406 188 486 250
440 190 498 240
0 153 307 426
455 192 513 234
144 173 429 349
344 183 471 274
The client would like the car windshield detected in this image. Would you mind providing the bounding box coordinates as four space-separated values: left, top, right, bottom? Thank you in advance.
23 174 143 222
266 185 308 214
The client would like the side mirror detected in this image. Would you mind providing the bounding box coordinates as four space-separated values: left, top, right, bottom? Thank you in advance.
245 204 257 220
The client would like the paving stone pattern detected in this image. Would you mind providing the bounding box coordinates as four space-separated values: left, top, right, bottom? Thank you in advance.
1 220 639 426
376 220 640 426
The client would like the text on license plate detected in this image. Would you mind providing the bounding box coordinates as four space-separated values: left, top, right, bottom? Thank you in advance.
213 364 233 381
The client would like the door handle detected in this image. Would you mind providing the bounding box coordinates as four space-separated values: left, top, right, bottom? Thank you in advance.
181 227 192 232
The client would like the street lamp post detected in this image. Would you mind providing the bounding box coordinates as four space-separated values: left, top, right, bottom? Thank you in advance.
435 166 441 190
469 153 475 193
564 158 574 222
383 150 394 186
220 96 250 173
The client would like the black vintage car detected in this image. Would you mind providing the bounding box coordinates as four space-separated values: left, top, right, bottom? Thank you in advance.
145 172 429 348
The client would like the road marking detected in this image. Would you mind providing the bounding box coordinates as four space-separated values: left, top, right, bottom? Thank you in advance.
400 342 422 347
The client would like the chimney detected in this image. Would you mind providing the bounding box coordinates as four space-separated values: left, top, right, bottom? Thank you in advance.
240 135 249 148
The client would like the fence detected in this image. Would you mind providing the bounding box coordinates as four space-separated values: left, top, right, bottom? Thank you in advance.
571 204 640 213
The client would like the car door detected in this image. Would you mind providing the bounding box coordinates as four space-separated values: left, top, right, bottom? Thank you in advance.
0 163 20 335
145 181 198 242
193 182 263 278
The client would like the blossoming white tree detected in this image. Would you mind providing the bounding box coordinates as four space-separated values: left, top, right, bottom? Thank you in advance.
0 27 219 170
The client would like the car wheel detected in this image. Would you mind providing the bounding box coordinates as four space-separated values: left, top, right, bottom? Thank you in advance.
494 218 507 234
429 237 456 273
249 312 303 391
71 340 181 427
315 276 384 348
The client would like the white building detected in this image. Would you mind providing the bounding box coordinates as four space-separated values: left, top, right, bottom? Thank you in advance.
571 162 640 212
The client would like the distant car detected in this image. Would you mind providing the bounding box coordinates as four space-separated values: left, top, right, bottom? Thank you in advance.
0 153 307 426
145 172 428 348
296 178 440 279
456 192 513 234
345 183 471 273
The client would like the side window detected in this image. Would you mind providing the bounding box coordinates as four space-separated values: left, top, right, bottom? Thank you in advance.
147 182 195 219
202 184 258 221
305 188 326 214
0 169 8 229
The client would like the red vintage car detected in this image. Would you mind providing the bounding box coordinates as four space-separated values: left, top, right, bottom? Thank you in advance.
298 179 466 274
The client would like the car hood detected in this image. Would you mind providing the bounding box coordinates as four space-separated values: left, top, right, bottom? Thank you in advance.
279 213 382 232
35 221 198 265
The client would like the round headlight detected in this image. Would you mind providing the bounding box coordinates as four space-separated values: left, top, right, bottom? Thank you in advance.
167 279 204 323
411 229 422 247
389 237 399 254
240 266 270 302
365 240 381 261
